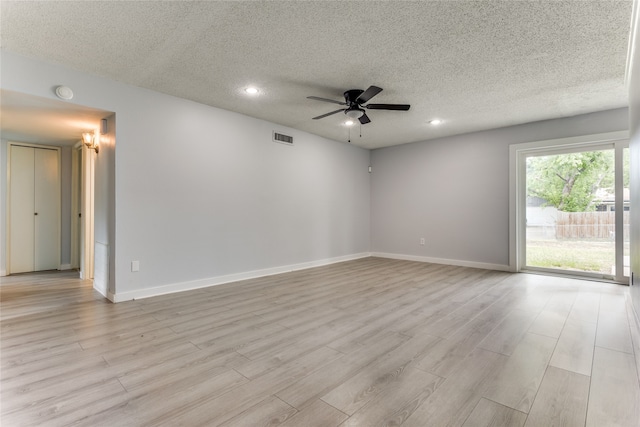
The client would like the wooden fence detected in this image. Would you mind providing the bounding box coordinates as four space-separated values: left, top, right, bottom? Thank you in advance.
556 211 630 239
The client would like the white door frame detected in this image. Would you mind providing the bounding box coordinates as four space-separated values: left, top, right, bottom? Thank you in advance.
70 143 81 270
6 142 61 275
509 130 629 283
80 143 95 280
70 141 95 280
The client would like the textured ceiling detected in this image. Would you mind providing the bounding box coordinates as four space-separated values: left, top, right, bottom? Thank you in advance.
0 1 633 149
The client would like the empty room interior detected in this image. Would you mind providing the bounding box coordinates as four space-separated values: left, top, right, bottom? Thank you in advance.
2 1 640 426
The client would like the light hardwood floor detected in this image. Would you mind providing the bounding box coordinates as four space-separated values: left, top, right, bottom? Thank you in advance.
1 258 639 426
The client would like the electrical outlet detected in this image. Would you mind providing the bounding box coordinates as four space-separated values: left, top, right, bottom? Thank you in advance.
131 260 140 272
420 238 425 245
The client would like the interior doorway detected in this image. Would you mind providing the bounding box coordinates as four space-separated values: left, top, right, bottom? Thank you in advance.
6 141 95 279
1 89 109 282
7 143 61 274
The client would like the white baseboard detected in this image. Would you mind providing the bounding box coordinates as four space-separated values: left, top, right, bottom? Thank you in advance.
93 281 109 299
110 252 371 303
107 291 117 302
94 242 110 298
59 264 72 271
0 270 6 277
108 251 510 303
371 252 511 272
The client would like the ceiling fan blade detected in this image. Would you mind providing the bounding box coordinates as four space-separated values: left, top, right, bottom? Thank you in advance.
359 113 371 124
356 86 383 104
307 96 347 105
365 103 411 111
312 109 345 120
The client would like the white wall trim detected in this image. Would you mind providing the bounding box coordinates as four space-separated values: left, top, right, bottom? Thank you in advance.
0 270 6 277
94 283 109 298
630 292 640 333
371 252 511 272
109 252 371 302
93 241 109 297
70 144 81 270
93 281 109 300
509 130 629 154
93 283 109 299
59 264 72 270
82 145 95 280
106 290 117 302
625 0 639 86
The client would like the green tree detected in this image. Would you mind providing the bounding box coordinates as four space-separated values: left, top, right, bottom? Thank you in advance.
527 150 614 212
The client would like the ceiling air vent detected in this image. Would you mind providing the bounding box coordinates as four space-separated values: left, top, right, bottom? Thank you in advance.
273 131 293 145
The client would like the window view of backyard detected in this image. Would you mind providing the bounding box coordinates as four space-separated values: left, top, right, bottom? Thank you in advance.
525 148 630 276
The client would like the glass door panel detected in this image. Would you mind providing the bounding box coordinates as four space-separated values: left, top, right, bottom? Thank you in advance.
525 148 617 276
624 147 630 277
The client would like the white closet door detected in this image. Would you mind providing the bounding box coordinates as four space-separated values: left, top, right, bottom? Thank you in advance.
34 148 60 271
9 145 60 274
9 146 36 273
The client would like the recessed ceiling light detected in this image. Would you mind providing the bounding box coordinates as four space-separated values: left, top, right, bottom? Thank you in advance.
244 87 259 95
344 120 355 126
429 119 442 125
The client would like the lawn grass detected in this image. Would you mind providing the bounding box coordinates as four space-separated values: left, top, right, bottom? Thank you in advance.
526 239 615 273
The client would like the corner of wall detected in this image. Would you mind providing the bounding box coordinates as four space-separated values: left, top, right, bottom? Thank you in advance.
627 0 640 320
0 139 7 275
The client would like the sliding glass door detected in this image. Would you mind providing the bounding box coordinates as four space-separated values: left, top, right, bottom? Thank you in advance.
512 135 629 283
623 147 631 278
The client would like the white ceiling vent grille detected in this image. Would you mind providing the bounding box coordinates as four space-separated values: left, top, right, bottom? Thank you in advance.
273 131 293 145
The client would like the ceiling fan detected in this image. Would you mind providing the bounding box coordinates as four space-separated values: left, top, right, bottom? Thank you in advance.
307 85 410 124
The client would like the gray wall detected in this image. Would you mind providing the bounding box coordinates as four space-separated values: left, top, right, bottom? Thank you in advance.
1 51 371 300
371 108 629 269
629 3 640 320
0 140 6 274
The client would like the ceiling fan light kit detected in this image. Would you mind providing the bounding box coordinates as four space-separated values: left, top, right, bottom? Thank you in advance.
307 85 410 126
345 108 364 119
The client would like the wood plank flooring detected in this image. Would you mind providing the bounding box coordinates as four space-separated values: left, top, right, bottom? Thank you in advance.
2 258 640 426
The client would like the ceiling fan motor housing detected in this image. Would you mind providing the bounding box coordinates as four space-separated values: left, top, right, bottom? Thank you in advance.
344 89 366 118
344 89 364 104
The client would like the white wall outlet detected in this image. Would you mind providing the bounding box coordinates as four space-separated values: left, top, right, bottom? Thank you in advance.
131 260 140 272
420 237 425 245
